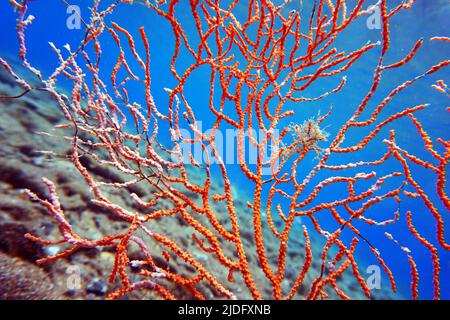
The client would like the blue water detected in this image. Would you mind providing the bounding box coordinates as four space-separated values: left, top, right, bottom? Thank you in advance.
0 0 449 299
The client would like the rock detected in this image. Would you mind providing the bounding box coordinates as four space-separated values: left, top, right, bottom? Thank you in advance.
0 252 61 299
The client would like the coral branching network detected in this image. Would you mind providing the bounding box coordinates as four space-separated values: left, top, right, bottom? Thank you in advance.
1 0 449 300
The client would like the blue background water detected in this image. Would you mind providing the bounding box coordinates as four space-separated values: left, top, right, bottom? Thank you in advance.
0 0 449 299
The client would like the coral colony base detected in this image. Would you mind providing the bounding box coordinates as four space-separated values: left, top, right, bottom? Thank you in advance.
0 0 449 300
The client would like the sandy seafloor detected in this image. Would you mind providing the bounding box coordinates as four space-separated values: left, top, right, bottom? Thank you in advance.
0 60 402 300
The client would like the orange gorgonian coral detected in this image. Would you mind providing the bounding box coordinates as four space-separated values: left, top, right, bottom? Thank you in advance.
1 0 449 300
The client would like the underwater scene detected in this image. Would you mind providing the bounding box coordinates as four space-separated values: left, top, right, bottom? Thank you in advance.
0 0 449 301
